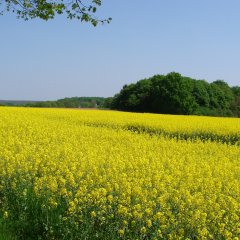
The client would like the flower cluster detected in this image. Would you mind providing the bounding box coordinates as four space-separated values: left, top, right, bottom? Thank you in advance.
0 107 239 239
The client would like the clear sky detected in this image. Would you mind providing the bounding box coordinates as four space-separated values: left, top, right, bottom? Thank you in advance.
0 0 240 100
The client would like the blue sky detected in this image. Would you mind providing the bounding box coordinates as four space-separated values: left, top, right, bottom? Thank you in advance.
0 0 240 100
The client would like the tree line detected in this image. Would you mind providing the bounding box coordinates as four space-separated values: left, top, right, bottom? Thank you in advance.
0 97 106 108
25 97 106 108
109 72 240 117
1 73 239 117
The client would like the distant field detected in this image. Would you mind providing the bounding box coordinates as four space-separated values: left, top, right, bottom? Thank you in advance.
0 107 240 239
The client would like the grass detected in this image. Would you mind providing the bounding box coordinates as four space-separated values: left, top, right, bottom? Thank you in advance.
0 219 16 240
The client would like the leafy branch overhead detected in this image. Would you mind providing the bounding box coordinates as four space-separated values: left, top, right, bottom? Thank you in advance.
1 0 111 25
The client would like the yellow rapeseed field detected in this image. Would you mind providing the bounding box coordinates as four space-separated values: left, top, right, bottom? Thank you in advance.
0 107 240 239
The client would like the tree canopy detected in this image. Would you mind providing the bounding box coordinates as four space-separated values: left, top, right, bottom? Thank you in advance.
0 0 111 25
111 72 240 117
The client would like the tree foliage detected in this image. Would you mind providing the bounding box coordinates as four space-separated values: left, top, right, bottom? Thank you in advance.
24 97 106 108
111 73 240 117
231 86 240 117
0 0 111 25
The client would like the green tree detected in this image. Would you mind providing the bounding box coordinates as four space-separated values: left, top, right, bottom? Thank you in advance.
231 86 240 96
192 80 210 107
150 73 197 115
111 80 152 112
111 84 137 111
111 72 239 117
231 86 240 117
0 0 111 25
100 97 113 108
207 80 234 116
